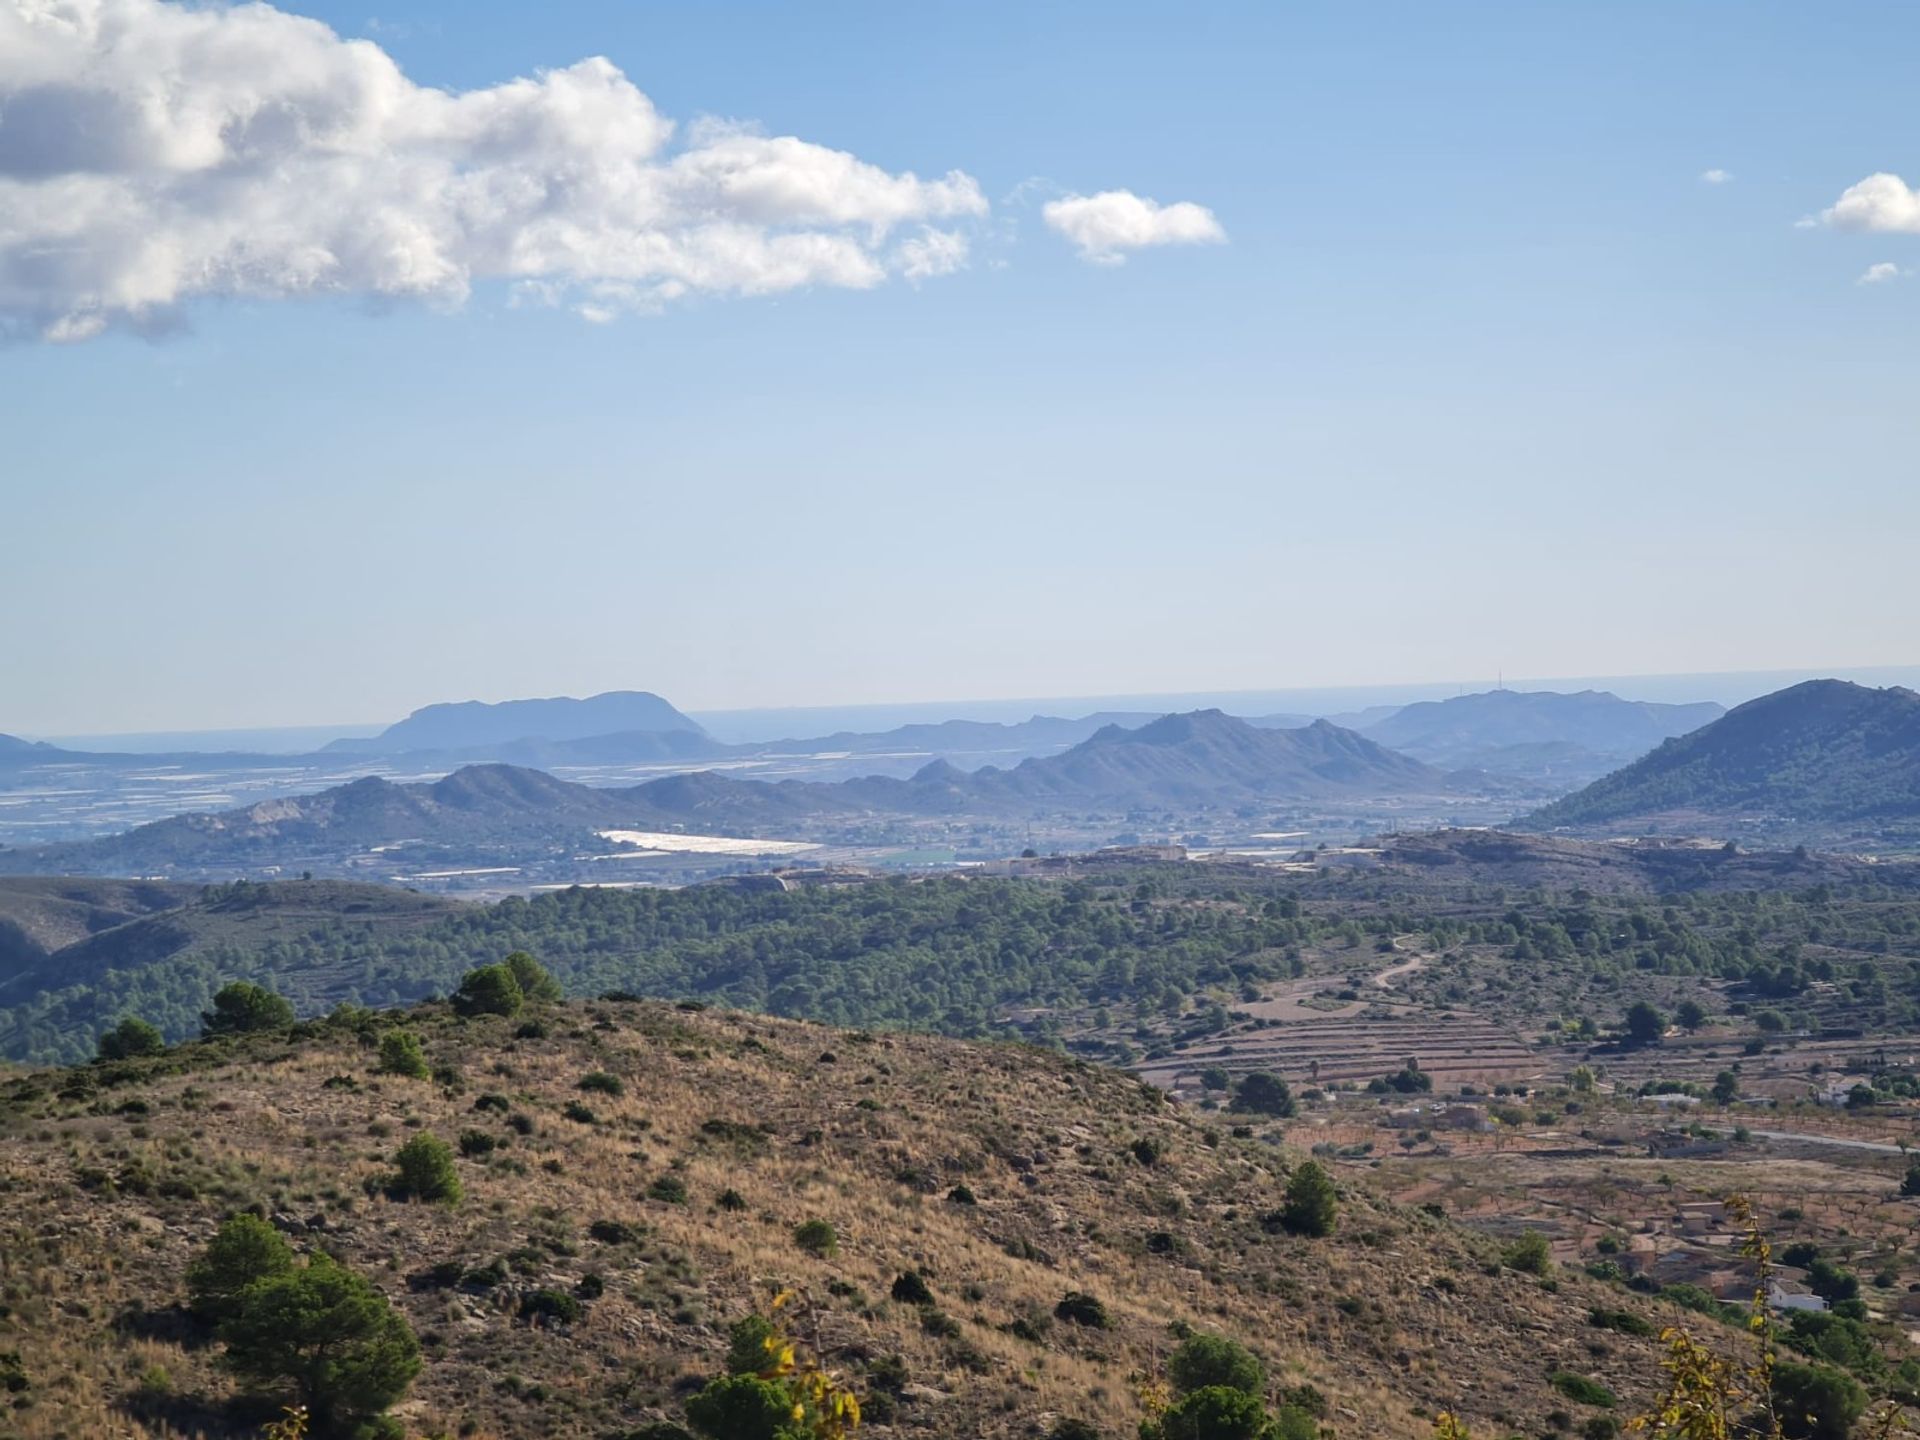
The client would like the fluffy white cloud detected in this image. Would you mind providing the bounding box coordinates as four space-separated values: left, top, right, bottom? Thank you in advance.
0 0 988 340
1700 168 1733 185
1859 261 1908 285
1041 189 1225 265
1821 173 1920 234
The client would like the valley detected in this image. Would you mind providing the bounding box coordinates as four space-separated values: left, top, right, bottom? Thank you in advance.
6 679 1920 1439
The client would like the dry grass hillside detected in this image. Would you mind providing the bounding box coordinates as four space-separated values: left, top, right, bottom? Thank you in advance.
0 999 1702 1440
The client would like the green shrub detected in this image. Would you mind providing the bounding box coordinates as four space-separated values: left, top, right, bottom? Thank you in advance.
1228 1071 1295 1117
1588 1307 1654 1337
1280 1384 1326 1418
377 1030 430 1079
201 981 295 1037
1551 1372 1617 1407
452 964 524 1018
591 1218 642 1245
1504 1231 1552 1275
1278 1161 1337 1237
219 1252 421 1437
519 1289 583 1325
649 1175 689 1205
579 1070 625 1096
504 951 563 1002
1049 1420 1101 1440
97 1017 166 1061
890 1270 935 1305
684 1372 792 1440
947 1183 977 1205
1149 1384 1270 1440
1167 1333 1264 1396
725 1314 778 1375
918 1307 960 1338
792 1218 838 1255
390 1133 461 1205
457 1129 497 1158
1053 1290 1110 1328
1771 1360 1865 1440
563 1100 597 1124
186 1214 295 1323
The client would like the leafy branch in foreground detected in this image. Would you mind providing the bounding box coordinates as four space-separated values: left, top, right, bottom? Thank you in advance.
686 1290 861 1440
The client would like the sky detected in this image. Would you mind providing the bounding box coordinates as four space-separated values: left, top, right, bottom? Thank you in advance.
4 0 1919 736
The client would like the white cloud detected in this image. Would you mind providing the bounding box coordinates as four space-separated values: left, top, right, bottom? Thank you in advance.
892 227 970 282
1821 173 1920 234
0 0 988 340
1859 261 1908 285
1042 190 1225 265
1700 168 1733 185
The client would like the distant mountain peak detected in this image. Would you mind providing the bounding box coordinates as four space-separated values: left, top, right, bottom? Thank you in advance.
910 759 969 784
361 690 709 754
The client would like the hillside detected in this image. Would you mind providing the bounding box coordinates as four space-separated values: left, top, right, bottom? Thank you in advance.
0 879 461 1045
0 997 1684 1440
1523 680 1920 838
1371 827 1919 894
0 876 199 977
14 832 1920 1065
1 766 644 875
0 870 1308 1062
332 690 710 754
1361 689 1723 780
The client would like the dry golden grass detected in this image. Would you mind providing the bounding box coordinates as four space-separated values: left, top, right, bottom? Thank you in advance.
0 1000 1685 1439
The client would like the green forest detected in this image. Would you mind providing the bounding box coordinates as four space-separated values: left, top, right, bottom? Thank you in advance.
7 870 1920 1065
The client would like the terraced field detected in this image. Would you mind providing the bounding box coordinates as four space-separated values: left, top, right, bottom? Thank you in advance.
1135 1013 1539 1092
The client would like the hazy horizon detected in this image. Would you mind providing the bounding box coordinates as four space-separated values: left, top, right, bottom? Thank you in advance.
23 661 1920 751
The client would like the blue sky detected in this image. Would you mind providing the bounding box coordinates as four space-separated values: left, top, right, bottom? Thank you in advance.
4 0 1917 734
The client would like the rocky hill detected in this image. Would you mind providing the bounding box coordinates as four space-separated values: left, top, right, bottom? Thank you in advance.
0 996 1685 1439
1522 680 1920 840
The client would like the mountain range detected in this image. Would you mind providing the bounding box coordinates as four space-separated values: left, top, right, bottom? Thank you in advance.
0 710 1454 875
1523 679 1920 837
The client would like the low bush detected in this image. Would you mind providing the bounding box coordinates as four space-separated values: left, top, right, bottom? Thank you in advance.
520 1289 583 1325
390 1133 461 1205
1551 1372 1617 1407
1054 1291 1110 1328
793 1218 838 1255
377 1030 430 1079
